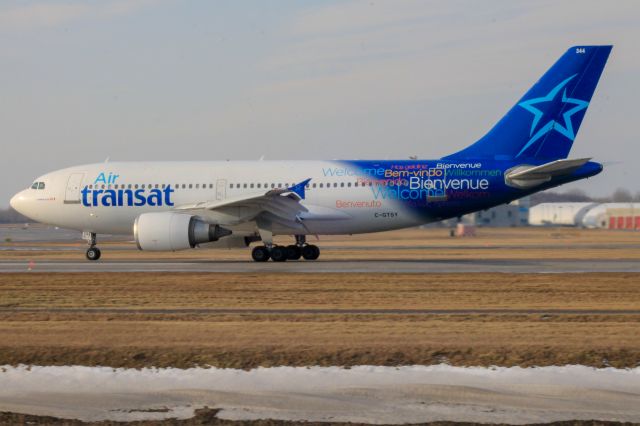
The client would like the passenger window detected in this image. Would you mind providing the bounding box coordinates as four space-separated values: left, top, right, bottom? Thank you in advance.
189 184 193 189
182 184 186 189
196 184 200 189
333 183 338 188
312 183 317 188
271 183 275 188
128 184 132 189
348 182 352 187
155 184 159 189
354 182 358 187
243 183 247 188
250 183 254 188
257 183 261 188
229 184 233 189
277 183 282 188
38 182 45 190
319 183 323 188
209 184 213 189
134 184 139 189
340 182 345 187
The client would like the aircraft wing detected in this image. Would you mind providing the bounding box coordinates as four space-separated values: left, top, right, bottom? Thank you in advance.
505 158 592 189
175 178 349 229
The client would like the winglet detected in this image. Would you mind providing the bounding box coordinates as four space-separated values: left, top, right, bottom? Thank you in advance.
288 178 311 200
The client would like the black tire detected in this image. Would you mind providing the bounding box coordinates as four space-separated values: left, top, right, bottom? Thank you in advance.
286 245 302 260
251 246 270 262
301 244 320 260
86 247 101 261
270 246 288 262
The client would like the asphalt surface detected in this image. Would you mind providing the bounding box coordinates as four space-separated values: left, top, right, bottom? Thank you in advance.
1 258 639 273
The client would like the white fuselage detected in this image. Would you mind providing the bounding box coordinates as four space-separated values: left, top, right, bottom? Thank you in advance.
10 161 425 237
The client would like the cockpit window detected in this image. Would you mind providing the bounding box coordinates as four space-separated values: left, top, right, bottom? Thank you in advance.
30 181 45 189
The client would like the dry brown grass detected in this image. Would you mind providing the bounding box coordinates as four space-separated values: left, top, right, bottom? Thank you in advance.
0 272 639 310
0 314 639 368
0 272 639 368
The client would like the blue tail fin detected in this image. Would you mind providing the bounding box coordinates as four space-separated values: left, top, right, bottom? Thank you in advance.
444 45 612 161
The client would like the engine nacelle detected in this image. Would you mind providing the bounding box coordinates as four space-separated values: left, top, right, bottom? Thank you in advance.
134 212 231 251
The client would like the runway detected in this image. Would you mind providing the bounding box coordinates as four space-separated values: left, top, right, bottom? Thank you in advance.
1 258 639 273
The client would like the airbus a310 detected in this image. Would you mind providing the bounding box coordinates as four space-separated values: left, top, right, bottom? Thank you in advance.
10 45 612 262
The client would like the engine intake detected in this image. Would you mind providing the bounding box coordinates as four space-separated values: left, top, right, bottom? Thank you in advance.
134 212 231 251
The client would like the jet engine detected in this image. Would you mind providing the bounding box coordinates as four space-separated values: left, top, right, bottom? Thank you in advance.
134 212 231 251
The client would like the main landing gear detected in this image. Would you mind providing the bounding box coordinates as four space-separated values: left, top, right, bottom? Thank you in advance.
251 235 320 262
83 232 101 261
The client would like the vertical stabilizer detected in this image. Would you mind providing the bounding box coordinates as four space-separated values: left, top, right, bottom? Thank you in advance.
444 45 612 161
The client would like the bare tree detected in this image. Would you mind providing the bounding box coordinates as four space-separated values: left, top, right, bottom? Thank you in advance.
612 188 633 203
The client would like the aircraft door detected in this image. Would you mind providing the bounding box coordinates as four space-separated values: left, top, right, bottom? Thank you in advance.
64 173 85 204
216 179 226 200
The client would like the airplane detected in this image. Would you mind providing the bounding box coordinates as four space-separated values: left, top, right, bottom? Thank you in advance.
10 45 612 262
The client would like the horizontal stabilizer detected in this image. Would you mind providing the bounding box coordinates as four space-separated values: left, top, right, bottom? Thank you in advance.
505 157 591 189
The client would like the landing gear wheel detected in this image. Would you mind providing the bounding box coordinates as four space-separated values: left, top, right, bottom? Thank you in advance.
86 247 101 261
286 245 302 260
252 246 271 262
270 246 288 262
301 244 320 260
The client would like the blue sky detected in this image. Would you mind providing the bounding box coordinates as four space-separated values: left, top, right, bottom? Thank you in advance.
1 0 639 205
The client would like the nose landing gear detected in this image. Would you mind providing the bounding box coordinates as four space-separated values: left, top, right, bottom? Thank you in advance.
83 232 101 261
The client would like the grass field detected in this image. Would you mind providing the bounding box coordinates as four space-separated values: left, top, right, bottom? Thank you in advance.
1 272 639 309
0 270 639 369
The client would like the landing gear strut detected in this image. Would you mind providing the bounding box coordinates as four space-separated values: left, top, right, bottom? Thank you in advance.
83 232 101 261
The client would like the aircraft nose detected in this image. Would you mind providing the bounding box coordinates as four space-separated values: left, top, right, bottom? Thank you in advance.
9 190 26 214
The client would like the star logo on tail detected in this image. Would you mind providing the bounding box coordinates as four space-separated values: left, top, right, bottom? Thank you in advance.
516 74 589 158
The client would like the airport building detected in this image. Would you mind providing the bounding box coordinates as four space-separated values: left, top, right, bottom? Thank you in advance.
438 198 531 228
529 202 640 229
469 198 530 227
